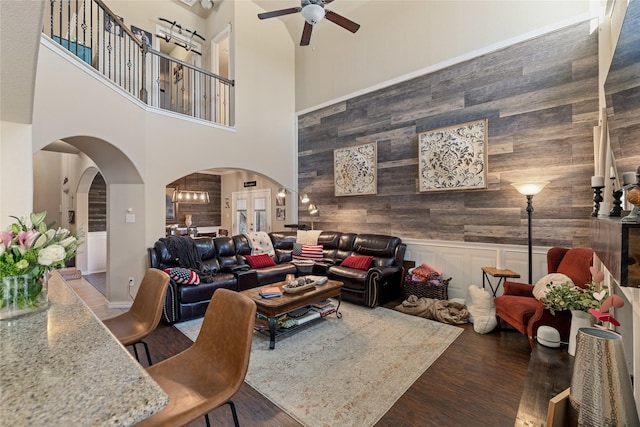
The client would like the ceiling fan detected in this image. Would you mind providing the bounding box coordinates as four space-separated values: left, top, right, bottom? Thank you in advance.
257 0 360 46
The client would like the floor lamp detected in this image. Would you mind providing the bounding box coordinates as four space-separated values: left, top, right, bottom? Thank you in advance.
511 181 549 284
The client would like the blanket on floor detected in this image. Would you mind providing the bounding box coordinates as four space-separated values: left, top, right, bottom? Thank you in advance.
394 294 469 325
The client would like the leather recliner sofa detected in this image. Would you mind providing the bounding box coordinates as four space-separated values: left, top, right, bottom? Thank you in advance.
148 231 406 324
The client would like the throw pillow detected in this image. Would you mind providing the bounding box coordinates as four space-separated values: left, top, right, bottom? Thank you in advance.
341 255 374 271
466 285 497 334
164 268 200 285
245 253 276 269
292 243 323 261
296 230 322 245
532 273 574 300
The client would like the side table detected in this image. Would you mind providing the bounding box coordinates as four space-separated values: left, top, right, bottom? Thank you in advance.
481 266 520 297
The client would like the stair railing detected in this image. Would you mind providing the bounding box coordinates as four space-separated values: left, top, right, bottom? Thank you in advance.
43 0 234 126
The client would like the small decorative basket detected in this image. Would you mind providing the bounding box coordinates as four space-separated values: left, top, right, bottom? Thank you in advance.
403 274 451 300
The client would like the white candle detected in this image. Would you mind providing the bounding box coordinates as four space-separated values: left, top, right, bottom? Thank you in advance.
496 249 506 270
610 166 616 179
623 172 636 186
591 176 604 187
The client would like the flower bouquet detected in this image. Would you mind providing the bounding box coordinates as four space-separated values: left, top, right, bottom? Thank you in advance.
0 212 82 319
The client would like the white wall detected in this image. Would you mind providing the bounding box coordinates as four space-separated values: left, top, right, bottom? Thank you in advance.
295 0 592 111
405 239 550 300
31 3 295 305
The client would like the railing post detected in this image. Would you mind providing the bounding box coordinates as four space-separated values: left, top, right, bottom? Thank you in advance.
140 44 148 103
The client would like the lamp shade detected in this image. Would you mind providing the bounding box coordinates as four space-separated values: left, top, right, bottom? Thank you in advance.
570 327 639 426
277 187 287 198
511 181 549 196
299 193 310 204
308 204 319 215
301 4 325 25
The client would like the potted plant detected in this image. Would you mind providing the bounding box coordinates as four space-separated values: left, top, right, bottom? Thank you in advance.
541 267 606 355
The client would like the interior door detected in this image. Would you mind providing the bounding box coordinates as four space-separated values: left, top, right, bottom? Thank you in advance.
232 189 271 235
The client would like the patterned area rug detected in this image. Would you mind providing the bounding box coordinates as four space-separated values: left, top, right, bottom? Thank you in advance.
176 301 462 427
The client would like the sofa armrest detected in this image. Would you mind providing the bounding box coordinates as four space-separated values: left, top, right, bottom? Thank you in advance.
363 265 403 307
503 280 535 297
235 269 258 292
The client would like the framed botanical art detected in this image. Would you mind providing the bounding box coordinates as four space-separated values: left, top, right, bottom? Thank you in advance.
334 142 377 196
418 119 488 192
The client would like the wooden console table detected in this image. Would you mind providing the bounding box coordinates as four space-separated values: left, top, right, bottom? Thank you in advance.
481 266 520 297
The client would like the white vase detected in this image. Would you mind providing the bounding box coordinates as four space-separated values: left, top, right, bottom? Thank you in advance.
568 310 593 356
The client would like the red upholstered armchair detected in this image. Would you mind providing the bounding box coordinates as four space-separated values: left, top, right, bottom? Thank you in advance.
494 247 594 347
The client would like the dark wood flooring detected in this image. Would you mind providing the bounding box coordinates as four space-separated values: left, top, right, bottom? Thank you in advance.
138 303 533 427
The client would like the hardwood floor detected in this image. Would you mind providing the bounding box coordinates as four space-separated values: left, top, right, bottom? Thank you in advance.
74 278 532 427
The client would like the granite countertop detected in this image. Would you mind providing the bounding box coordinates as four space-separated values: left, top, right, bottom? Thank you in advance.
0 272 168 426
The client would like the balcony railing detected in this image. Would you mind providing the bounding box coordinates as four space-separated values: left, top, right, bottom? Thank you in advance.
43 0 234 126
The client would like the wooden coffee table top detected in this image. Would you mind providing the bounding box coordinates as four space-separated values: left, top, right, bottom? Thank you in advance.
240 280 343 318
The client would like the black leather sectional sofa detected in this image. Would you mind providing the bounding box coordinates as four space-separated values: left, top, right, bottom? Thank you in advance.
148 231 406 324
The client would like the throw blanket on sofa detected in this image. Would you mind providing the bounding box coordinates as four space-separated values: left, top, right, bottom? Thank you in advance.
160 236 215 283
394 295 469 325
244 231 275 256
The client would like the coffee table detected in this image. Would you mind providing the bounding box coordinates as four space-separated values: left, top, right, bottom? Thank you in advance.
240 279 343 349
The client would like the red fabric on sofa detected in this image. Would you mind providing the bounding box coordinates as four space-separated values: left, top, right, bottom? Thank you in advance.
494 247 593 346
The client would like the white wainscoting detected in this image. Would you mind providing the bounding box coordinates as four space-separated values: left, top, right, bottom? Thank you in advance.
86 231 107 274
403 239 551 301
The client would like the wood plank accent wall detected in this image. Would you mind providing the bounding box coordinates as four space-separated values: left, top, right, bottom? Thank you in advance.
298 21 599 248
167 173 221 227
88 173 106 232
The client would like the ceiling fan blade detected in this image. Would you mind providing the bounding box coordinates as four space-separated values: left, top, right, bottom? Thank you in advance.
300 21 313 46
258 7 301 20
324 10 360 33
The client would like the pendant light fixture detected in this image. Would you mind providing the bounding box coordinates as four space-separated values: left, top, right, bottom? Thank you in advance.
171 174 210 204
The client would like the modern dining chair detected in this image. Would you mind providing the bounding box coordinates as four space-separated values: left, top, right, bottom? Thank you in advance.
134 288 257 427
103 268 170 366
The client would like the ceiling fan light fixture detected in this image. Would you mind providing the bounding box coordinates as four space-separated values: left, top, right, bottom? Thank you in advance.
301 4 325 25
201 0 213 10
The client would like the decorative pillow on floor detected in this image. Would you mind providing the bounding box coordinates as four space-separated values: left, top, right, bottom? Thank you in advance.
466 285 497 334
341 255 374 271
292 243 323 261
245 253 276 269
164 268 200 285
532 273 574 300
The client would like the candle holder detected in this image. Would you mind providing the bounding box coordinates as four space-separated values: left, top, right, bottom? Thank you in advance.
591 186 604 217
610 189 623 217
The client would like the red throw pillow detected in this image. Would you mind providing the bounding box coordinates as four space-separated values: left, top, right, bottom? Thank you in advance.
341 255 374 271
164 268 200 285
245 253 276 269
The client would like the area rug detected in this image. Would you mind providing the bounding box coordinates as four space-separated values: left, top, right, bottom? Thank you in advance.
175 301 462 427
